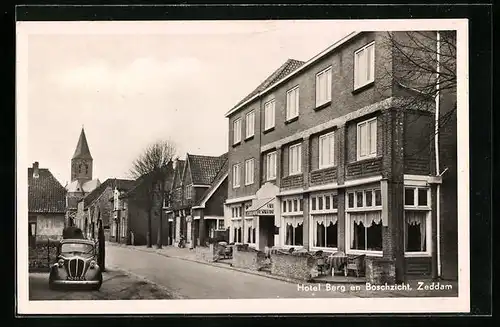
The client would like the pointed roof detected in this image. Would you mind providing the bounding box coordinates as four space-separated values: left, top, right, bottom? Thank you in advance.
28 165 67 213
186 152 228 185
195 155 228 207
72 128 93 160
83 178 135 207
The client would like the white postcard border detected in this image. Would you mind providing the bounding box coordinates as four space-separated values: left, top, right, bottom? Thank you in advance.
16 18 470 314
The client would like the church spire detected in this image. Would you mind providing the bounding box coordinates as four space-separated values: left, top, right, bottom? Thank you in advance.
72 127 93 160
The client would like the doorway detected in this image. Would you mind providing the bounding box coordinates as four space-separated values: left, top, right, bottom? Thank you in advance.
29 222 37 247
258 216 275 250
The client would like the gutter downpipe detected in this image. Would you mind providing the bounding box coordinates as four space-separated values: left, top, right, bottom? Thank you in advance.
435 31 442 278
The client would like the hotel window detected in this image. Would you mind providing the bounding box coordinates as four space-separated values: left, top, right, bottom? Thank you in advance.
311 193 338 249
316 66 332 107
233 118 242 144
289 143 302 175
232 163 241 188
404 187 431 254
346 188 383 253
245 217 257 245
319 132 335 169
245 158 255 185
286 86 299 121
354 41 375 90
282 196 303 247
357 118 377 160
231 206 242 243
264 100 275 131
266 151 277 181
245 111 255 139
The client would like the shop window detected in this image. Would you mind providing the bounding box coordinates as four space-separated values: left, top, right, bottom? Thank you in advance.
404 187 431 254
313 216 338 248
350 213 383 251
284 216 303 246
347 187 383 253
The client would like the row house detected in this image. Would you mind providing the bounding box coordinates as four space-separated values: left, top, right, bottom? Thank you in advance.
110 163 174 246
74 178 135 241
224 31 457 281
165 153 228 248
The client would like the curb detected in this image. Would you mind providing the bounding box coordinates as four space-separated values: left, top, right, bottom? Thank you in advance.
110 244 306 285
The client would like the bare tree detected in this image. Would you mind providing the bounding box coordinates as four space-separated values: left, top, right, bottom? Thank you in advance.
379 30 457 157
130 140 177 248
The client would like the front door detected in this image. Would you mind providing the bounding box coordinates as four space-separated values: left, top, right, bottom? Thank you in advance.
259 216 275 250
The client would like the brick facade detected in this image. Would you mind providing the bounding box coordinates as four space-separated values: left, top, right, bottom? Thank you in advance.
224 31 457 282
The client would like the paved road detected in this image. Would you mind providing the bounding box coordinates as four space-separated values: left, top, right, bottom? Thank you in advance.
106 245 458 299
106 245 355 299
29 269 175 300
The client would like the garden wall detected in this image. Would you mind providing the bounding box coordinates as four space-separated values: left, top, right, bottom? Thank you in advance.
28 239 59 272
270 249 317 281
232 245 267 271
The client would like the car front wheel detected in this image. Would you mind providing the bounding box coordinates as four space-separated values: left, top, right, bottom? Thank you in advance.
92 274 103 291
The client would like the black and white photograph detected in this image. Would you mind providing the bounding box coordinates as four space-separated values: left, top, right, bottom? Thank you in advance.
16 18 469 314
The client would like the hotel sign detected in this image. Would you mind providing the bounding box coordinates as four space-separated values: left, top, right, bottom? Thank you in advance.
247 202 274 216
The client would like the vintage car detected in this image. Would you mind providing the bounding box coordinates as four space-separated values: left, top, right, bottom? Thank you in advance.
49 238 103 290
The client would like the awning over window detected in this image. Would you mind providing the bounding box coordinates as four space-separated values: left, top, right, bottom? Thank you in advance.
246 198 274 216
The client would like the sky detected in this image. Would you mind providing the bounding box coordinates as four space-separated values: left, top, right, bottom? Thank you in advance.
23 21 354 186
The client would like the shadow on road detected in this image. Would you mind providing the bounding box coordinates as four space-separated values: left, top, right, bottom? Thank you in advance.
29 268 175 300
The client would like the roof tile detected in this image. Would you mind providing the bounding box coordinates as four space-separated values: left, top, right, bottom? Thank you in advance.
188 152 228 185
83 178 135 207
28 167 67 213
230 59 305 112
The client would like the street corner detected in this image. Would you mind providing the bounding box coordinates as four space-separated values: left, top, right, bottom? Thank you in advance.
28 268 176 300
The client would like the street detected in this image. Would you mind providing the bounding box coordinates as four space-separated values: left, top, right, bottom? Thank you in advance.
105 245 458 299
29 244 458 300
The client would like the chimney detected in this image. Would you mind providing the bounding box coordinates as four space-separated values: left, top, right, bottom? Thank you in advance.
32 162 39 178
173 158 178 170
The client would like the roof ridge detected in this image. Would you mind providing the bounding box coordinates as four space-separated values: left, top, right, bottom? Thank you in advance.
229 58 305 112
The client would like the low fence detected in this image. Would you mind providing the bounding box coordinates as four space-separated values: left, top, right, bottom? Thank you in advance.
232 244 268 271
270 249 318 281
28 239 60 272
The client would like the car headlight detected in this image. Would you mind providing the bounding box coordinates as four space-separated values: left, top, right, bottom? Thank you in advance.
58 259 64 268
89 260 96 269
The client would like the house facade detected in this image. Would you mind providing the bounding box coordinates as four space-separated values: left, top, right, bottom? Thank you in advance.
111 163 174 246
28 162 67 242
224 31 457 281
165 153 228 248
74 178 135 240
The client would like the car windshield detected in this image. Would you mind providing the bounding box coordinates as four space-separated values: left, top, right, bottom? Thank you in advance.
60 243 94 255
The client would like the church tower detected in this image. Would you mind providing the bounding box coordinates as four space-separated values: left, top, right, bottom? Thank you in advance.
71 127 93 184
65 127 100 228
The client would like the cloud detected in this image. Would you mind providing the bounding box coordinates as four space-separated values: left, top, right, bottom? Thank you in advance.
52 56 203 95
